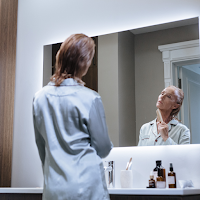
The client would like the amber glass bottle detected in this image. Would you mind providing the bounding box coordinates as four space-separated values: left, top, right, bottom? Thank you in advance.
168 163 176 188
153 160 166 187
149 171 155 188
156 168 166 188
153 160 161 187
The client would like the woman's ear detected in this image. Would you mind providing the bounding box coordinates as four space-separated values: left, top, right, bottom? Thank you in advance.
173 103 179 109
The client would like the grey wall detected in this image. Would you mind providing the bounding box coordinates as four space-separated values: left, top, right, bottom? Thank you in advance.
98 31 136 147
135 24 199 144
43 45 52 86
98 33 119 146
118 31 136 146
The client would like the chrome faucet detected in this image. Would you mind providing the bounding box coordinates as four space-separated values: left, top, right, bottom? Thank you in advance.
104 161 115 188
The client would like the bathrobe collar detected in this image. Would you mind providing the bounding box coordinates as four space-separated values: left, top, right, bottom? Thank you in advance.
150 118 179 136
48 78 82 86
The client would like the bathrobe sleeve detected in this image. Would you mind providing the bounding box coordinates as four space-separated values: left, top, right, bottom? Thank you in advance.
33 98 46 167
87 97 113 158
178 128 190 144
163 128 190 145
138 126 145 146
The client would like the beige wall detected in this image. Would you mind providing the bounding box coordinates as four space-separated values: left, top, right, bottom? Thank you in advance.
98 33 119 146
135 24 199 144
118 31 136 146
98 31 136 147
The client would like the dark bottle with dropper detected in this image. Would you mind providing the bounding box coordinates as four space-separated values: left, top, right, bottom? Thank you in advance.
168 163 176 188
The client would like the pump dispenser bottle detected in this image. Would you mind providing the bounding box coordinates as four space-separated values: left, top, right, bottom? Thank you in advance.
168 163 176 188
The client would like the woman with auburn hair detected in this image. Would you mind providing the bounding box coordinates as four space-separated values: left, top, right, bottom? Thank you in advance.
138 85 190 146
33 34 112 200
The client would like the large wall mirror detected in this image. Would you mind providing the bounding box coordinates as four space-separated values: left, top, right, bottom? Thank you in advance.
43 17 199 147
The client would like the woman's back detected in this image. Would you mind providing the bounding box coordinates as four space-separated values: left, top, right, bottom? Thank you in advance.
33 78 112 200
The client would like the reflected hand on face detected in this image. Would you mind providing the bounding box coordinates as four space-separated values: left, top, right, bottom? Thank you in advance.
157 121 169 141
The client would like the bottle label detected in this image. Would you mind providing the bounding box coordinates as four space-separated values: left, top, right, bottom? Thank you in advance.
157 181 166 188
153 171 157 182
149 180 155 188
168 176 175 184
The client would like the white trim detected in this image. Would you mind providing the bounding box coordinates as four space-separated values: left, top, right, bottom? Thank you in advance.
158 39 199 52
158 39 200 88
187 77 192 132
187 79 200 143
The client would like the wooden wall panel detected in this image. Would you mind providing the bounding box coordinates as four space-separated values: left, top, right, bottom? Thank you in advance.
0 0 18 187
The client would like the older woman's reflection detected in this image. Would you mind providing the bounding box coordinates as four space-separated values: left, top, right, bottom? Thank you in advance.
138 86 190 146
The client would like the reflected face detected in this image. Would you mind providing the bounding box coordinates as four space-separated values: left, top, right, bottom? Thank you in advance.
156 87 178 111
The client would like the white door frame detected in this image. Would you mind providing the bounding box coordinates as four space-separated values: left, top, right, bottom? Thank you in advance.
158 39 200 124
158 39 200 87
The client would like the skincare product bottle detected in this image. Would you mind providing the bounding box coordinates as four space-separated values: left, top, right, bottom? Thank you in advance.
153 160 166 182
156 168 166 188
153 160 160 182
168 163 176 188
162 165 166 183
149 171 155 188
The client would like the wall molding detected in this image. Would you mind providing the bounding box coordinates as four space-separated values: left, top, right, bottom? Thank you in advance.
158 39 200 87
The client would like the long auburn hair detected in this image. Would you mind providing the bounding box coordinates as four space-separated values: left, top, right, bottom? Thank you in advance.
51 34 95 86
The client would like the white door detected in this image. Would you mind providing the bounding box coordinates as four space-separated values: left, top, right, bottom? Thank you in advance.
181 65 200 144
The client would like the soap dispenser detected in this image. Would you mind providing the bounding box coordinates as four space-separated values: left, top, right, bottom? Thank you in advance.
168 163 176 188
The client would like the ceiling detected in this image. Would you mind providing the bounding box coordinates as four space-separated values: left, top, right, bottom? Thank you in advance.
130 17 199 35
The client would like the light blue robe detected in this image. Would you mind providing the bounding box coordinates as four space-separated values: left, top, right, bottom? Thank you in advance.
138 118 190 146
33 78 112 200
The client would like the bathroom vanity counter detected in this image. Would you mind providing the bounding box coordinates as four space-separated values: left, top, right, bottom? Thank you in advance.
0 188 200 200
109 188 200 200
0 187 199 195
0 187 43 193
0 188 42 200
109 188 200 195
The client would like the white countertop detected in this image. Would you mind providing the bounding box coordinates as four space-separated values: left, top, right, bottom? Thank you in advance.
0 188 43 193
108 188 200 195
0 187 200 195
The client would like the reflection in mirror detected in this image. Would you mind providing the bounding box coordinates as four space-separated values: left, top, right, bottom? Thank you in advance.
43 17 199 147
158 40 200 145
181 62 200 144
